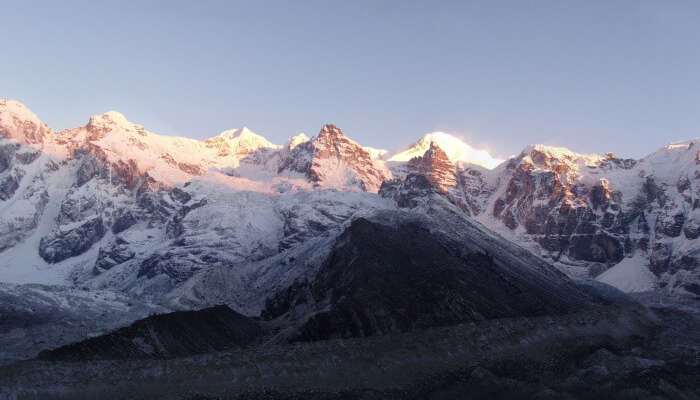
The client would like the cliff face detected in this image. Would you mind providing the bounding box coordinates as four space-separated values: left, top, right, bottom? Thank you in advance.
386 141 700 296
279 124 391 192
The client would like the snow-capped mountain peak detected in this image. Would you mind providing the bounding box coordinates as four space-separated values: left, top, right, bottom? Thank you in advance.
0 99 51 145
520 144 604 167
287 133 310 150
637 138 700 181
88 111 132 129
218 126 254 140
214 127 279 153
388 131 504 169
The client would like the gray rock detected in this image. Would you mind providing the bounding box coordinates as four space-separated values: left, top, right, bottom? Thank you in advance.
39 217 106 263
112 210 138 233
94 237 135 273
0 173 21 201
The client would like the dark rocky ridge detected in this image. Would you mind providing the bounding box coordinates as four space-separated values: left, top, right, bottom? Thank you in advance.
37 305 264 361
6 303 698 400
264 214 602 342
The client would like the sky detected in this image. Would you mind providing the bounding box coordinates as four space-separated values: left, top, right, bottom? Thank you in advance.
2 0 699 159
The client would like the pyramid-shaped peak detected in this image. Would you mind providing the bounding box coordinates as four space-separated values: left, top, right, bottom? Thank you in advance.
407 138 457 193
411 140 453 168
426 140 450 158
318 124 345 138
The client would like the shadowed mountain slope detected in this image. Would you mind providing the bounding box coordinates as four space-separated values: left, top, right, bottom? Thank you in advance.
38 305 263 361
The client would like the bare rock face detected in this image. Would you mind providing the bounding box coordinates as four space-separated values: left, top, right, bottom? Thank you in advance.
406 142 456 194
379 174 439 209
0 172 22 201
39 217 106 263
94 237 135 274
280 124 391 192
112 210 138 234
489 149 631 267
75 153 103 187
388 142 488 215
136 252 204 289
0 143 19 173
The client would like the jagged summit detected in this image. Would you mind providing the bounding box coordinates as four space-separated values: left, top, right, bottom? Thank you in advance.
318 124 344 138
388 131 504 169
304 124 391 192
406 141 456 193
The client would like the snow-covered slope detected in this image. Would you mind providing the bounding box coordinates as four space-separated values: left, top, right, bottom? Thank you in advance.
0 98 698 318
388 131 504 169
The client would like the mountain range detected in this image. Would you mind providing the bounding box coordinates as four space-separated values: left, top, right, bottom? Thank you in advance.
0 99 697 302
1 99 699 398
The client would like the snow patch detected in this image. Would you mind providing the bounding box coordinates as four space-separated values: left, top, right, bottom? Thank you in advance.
596 254 657 293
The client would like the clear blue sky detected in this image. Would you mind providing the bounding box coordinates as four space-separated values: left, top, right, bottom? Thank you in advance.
2 1 699 158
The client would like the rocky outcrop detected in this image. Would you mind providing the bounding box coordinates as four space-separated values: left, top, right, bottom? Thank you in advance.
112 210 138 233
165 198 208 238
75 153 103 187
378 174 439 208
94 237 135 274
0 172 22 201
137 252 203 286
0 143 19 173
39 217 106 263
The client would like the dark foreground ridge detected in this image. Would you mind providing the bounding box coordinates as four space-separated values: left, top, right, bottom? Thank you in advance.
264 216 602 341
37 305 263 361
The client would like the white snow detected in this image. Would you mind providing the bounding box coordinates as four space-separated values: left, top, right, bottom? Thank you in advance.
363 146 389 160
287 133 310 150
596 254 657 293
388 132 504 169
